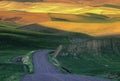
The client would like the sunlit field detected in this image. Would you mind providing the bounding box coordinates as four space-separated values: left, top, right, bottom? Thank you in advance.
0 1 120 15
40 21 120 36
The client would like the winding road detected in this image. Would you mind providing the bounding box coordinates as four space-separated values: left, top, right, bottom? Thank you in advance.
21 50 111 81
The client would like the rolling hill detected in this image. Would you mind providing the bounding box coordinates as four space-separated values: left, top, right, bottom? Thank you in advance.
0 1 120 81
50 13 120 23
1 0 120 6
40 21 120 36
0 22 92 81
0 1 120 15
0 22 92 49
45 0 120 6
0 28 68 49
18 24 91 38
0 11 50 24
0 21 79 81
0 11 120 37
0 10 120 37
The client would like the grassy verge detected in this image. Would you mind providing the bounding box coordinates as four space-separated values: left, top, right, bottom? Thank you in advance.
0 63 26 81
0 49 34 81
22 51 35 73
48 53 71 74
57 55 120 81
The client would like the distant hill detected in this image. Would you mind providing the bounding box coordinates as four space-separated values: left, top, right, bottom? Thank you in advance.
18 24 91 38
1 0 120 5
0 11 50 24
50 13 119 23
40 21 120 36
102 4 120 9
44 0 120 6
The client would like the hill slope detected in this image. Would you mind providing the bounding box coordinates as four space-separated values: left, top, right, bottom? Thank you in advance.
0 22 92 49
40 21 120 36
18 24 91 38
0 22 91 81
0 11 50 24
57 37 120 80
0 28 69 49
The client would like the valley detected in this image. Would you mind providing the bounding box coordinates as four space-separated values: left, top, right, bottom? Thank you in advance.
0 0 120 81
0 22 90 81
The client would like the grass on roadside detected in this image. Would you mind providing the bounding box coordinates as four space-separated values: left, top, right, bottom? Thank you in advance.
0 49 34 81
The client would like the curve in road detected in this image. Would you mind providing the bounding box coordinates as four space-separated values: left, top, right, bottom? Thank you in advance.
21 50 111 81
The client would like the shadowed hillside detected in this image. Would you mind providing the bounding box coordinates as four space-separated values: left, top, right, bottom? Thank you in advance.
0 28 69 49
50 13 120 23
0 22 92 49
18 24 91 38
101 4 120 9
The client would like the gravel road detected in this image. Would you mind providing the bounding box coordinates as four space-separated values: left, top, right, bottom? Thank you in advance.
21 50 111 81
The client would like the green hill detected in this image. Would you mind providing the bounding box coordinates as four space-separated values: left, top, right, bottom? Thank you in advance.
57 37 120 80
0 27 68 81
0 23 91 49
0 22 22 28
0 22 92 81
0 23 65 81
0 28 69 49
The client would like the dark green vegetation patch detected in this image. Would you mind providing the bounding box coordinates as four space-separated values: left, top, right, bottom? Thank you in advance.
57 38 120 80
50 13 120 23
0 50 30 81
102 4 120 9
